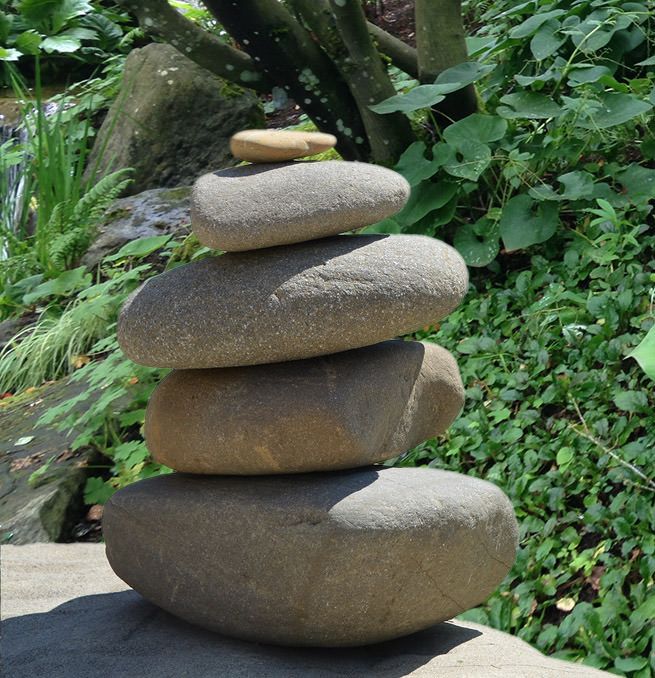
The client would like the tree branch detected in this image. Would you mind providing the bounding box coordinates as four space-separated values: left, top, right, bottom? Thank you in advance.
202 0 368 160
366 22 418 79
117 0 271 93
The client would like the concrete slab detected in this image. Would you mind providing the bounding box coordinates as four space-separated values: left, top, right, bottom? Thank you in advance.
1 543 611 678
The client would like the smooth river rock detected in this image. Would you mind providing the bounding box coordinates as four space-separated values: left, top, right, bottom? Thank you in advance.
103 468 518 647
190 161 410 251
229 129 336 163
117 235 469 369
145 341 464 474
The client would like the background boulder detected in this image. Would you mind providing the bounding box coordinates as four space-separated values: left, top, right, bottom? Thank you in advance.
87 43 263 195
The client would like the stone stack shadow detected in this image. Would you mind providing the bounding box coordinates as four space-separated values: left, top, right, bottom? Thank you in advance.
104 130 519 648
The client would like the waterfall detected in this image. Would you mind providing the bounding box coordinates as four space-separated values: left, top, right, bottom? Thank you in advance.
1 109 29 248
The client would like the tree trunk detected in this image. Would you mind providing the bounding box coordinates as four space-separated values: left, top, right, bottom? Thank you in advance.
415 0 476 122
327 0 414 164
202 0 368 160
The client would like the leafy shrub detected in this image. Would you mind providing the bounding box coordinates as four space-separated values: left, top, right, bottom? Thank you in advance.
0 0 132 84
390 192 655 674
369 0 655 270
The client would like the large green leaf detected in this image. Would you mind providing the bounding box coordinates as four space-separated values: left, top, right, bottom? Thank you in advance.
530 19 566 60
23 267 92 304
498 92 562 119
575 93 652 129
104 234 173 262
510 10 566 39
616 164 655 205
453 219 500 267
394 142 439 186
370 62 493 115
18 0 63 23
444 113 507 145
500 195 559 251
434 62 495 89
369 85 447 114
40 34 81 53
15 29 42 55
443 140 491 181
628 326 655 381
567 65 612 86
396 181 459 224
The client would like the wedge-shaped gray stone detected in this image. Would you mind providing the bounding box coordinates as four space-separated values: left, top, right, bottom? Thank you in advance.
191 161 410 251
117 235 468 368
104 468 518 647
145 341 464 474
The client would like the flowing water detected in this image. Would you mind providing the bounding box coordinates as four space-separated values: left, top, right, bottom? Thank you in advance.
1 86 65 249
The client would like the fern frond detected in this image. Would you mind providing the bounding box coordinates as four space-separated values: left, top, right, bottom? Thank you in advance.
72 169 133 226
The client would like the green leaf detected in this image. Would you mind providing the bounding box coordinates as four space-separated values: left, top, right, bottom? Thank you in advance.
0 12 12 43
84 476 116 505
361 218 402 235
628 326 655 381
443 140 491 182
396 181 459 224
500 195 559 251
22 267 92 304
567 65 612 86
510 10 566 39
394 142 439 186
18 0 63 23
434 62 495 89
636 55 655 66
0 47 22 61
613 390 648 413
630 596 655 628
614 657 648 672
40 34 81 53
443 114 508 145
370 85 446 114
616 164 655 205
530 20 566 60
558 171 596 201
575 93 652 130
556 447 574 467
14 30 42 55
104 234 173 262
498 92 562 119
453 218 499 267
370 63 493 115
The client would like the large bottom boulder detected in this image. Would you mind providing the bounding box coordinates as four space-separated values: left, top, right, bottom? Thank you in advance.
104 467 518 647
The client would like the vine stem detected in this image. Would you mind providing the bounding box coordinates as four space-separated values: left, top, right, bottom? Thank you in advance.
569 396 655 491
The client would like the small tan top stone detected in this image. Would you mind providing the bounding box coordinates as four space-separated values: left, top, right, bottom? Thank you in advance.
230 129 337 162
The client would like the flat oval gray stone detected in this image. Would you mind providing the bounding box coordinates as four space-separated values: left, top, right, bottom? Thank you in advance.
190 161 410 251
103 467 518 647
145 341 464 474
117 235 469 368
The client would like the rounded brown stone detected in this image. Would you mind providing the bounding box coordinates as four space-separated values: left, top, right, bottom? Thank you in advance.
230 129 336 162
145 341 464 474
117 234 469 369
103 467 519 647
190 160 410 251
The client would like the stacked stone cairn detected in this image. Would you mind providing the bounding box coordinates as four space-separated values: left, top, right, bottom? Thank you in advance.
104 129 519 648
